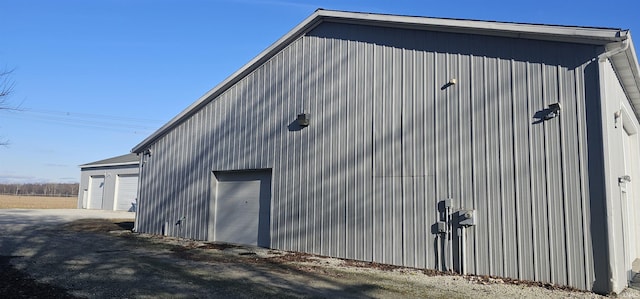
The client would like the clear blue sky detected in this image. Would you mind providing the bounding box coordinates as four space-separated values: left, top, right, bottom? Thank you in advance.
1 0 639 183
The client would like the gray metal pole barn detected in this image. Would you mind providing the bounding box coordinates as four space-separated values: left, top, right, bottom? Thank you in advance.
132 10 640 294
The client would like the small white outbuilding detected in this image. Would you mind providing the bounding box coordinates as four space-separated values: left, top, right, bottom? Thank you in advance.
77 153 139 211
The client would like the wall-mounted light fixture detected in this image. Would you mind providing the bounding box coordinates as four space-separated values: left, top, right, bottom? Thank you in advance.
619 175 632 183
297 113 310 127
545 102 561 120
614 110 622 128
440 78 457 90
141 148 152 165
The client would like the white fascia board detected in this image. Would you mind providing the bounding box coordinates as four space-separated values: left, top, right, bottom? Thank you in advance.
80 161 139 169
622 40 640 112
608 33 640 120
318 10 626 45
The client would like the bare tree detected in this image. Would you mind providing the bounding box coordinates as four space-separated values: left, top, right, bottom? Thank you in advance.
0 183 79 197
0 68 18 146
0 68 13 97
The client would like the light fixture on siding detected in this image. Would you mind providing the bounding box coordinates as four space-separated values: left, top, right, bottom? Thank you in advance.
544 102 561 120
297 113 310 127
441 78 457 90
141 149 152 165
619 175 632 183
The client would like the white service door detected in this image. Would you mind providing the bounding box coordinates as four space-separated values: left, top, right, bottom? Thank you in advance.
87 176 105 209
114 174 138 211
621 110 640 280
213 171 271 247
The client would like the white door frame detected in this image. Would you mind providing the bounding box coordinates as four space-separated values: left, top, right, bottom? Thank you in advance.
619 105 639 281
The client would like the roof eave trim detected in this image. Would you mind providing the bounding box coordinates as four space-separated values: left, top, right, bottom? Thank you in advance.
79 161 139 168
318 10 626 45
608 33 640 120
131 9 630 152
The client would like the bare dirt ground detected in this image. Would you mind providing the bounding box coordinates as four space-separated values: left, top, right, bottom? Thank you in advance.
0 194 77 209
1 209 639 298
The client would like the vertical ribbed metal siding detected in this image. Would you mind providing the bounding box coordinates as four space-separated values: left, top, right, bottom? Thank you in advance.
136 22 601 290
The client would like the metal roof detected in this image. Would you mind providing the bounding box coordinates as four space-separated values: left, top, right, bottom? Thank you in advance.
80 153 139 168
132 9 640 153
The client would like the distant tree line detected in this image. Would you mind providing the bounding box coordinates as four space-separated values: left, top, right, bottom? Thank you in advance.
0 183 79 197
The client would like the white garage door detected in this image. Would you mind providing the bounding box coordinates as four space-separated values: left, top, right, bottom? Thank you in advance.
114 174 138 211
88 176 105 209
213 170 271 247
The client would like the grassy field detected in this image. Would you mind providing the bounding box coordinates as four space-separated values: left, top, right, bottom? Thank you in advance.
0 194 77 209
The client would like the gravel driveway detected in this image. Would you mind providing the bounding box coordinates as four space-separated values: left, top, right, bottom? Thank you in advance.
1 209 639 298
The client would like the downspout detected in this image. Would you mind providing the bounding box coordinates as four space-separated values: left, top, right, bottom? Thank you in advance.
596 37 630 294
133 151 146 233
598 39 629 61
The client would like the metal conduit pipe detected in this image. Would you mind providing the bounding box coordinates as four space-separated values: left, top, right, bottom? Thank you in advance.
463 226 468 275
458 227 464 275
444 204 449 271
443 209 447 271
438 199 459 272
446 202 453 271
458 209 476 275
436 232 442 271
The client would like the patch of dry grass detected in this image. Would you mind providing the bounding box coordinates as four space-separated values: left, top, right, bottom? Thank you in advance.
0 194 77 209
61 218 134 232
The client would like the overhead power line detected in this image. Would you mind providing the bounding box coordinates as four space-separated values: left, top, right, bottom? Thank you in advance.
1 108 166 135
25 108 163 123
